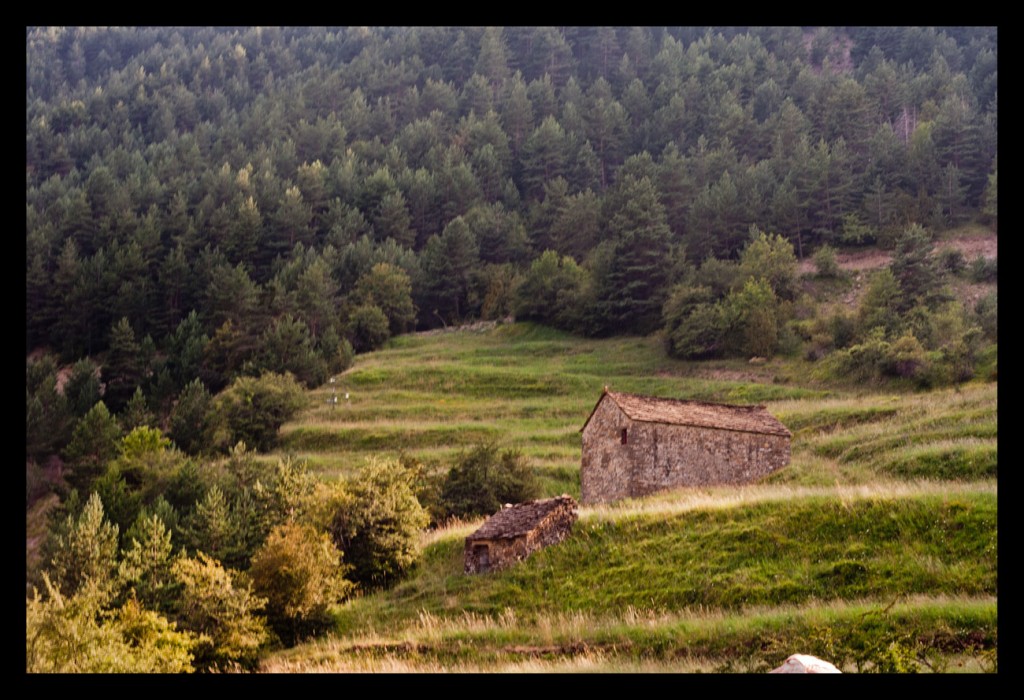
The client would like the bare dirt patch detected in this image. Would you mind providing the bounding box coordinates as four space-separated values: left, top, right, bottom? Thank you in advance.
416 319 503 336
797 233 997 276
669 366 777 384
951 281 996 310
800 233 997 312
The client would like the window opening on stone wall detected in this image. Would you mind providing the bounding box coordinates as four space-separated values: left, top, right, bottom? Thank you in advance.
621 428 628 445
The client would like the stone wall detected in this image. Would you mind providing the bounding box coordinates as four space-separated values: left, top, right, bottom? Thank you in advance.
581 399 790 504
581 400 633 504
464 502 577 574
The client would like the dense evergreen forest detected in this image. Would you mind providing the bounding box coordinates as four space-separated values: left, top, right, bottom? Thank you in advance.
26 27 997 672
27 27 997 356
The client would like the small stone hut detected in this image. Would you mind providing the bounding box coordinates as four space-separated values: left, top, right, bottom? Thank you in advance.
580 389 791 504
464 495 578 574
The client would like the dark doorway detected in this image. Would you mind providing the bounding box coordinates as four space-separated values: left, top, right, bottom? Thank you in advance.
473 544 490 571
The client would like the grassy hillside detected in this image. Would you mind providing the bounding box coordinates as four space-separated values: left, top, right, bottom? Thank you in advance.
272 323 832 492
262 322 997 673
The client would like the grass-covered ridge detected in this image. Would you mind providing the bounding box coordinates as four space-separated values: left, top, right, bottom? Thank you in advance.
262 322 996 672
269 484 996 672
331 486 995 627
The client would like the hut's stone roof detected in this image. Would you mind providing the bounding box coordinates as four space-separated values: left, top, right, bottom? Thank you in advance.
466 495 577 542
582 390 791 437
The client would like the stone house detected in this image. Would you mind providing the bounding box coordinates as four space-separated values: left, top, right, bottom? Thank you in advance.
580 389 791 504
464 495 578 574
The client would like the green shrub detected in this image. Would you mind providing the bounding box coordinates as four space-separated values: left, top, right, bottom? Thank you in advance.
437 443 542 522
968 255 997 283
737 230 799 301
330 459 429 591
172 552 269 671
249 522 354 644
205 372 307 453
694 256 739 299
883 334 929 380
975 291 997 342
317 326 355 375
813 245 841 278
513 250 587 331
724 278 781 358
662 285 726 360
936 247 967 276
347 303 391 353
27 577 197 673
828 329 890 383
352 262 417 335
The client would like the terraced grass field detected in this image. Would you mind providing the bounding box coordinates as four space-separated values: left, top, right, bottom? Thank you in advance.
262 322 997 673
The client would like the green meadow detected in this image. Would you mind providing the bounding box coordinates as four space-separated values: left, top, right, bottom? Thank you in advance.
263 322 997 672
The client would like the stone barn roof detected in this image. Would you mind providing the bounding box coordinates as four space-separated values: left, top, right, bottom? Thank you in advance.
581 390 791 437
466 495 577 542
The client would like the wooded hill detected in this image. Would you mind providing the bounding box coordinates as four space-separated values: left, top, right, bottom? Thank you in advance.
28 27 996 361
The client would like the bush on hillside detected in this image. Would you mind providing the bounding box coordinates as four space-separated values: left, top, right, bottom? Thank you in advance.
204 372 307 453
436 443 542 522
936 247 967 276
662 284 726 360
171 552 269 671
346 303 391 353
330 459 429 591
969 255 997 283
27 576 197 673
813 245 841 278
249 522 353 644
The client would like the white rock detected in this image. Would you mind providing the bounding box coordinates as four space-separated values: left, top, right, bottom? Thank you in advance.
769 654 842 673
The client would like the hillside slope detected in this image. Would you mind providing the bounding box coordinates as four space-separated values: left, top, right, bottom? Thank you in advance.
262 323 997 672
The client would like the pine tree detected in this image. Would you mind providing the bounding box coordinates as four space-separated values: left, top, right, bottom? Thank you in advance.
474 27 511 101
372 191 415 248
416 217 481 327
47 492 119 599
64 358 102 418
520 115 568 200
103 317 143 413
63 401 123 491
891 223 946 312
182 485 235 562
169 379 212 455
120 387 154 431
26 354 73 463
258 314 327 388
592 176 675 335
500 71 534 155
118 512 181 614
